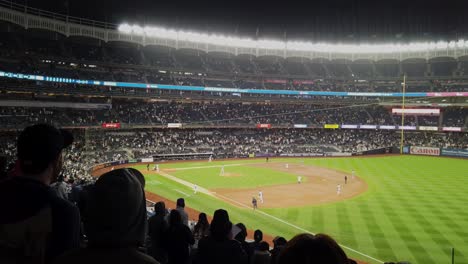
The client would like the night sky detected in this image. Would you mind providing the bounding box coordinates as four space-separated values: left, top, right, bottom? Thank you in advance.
10 0 468 42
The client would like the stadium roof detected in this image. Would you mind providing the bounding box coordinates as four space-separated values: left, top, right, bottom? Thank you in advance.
8 0 468 42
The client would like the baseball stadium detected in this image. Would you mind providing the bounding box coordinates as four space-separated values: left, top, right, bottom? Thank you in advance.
0 1 467 264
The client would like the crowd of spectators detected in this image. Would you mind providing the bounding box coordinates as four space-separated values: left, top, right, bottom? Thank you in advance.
0 99 466 129
2 127 466 187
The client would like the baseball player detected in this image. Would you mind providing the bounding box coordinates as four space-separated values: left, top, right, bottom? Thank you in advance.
285 163 289 169
252 197 258 210
351 170 355 179
258 191 264 203
147 164 150 171
209 155 213 162
297 175 302 184
337 184 341 195
220 165 225 176
344 175 348 184
156 164 160 172
193 184 198 194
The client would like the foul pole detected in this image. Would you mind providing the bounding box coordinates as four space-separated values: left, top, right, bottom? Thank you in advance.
400 74 406 154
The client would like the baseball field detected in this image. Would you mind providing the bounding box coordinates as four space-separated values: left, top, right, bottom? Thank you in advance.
128 155 468 264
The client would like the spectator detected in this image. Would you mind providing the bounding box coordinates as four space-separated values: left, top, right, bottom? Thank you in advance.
53 168 157 264
163 210 195 264
249 229 264 252
148 201 169 264
51 174 69 200
195 209 247 264
278 233 349 264
251 241 271 264
192 212 210 250
234 223 251 262
269 237 287 264
0 124 80 264
176 198 189 227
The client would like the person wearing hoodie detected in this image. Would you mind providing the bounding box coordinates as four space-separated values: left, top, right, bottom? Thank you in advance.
53 168 158 264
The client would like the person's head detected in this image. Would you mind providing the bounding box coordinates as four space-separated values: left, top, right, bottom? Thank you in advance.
17 124 73 185
169 209 182 227
254 229 263 243
234 223 247 242
210 209 232 241
278 233 349 264
176 198 185 208
273 236 287 248
154 201 166 216
198 212 209 226
259 241 270 251
85 168 147 248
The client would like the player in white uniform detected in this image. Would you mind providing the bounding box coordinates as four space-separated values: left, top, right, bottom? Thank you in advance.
193 184 198 194
285 163 289 169
220 165 225 176
336 184 342 195
258 191 264 203
297 176 302 184
209 155 212 162
351 170 355 179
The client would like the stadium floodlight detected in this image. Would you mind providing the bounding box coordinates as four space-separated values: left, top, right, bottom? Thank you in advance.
118 23 465 54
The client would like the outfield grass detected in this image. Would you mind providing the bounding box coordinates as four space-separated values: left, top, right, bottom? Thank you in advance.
137 156 468 264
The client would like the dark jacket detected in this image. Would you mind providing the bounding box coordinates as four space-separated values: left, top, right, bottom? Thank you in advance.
0 177 80 264
196 236 248 264
164 224 194 264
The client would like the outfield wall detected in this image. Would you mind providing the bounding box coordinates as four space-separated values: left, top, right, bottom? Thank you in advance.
406 146 468 158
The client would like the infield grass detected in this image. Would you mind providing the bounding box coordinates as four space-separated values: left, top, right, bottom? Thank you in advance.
137 156 468 264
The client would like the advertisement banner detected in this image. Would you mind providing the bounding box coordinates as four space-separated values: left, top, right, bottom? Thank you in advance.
419 126 439 131
294 124 308 128
398 126 417 130
410 146 440 156
256 124 272 129
293 80 315 85
392 108 440 115
324 124 339 129
168 123 182 128
265 79 287 84
360 125 377 129
341 124 358 129
102 123 121 128
442 127 462 132
379 125 396 130
441 149 468 158
141 158 154 163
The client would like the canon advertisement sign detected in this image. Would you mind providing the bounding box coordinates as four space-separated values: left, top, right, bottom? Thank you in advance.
410 146 440 156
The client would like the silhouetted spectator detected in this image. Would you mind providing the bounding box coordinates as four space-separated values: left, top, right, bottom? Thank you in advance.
0 124 80 264
270 237 287 264
251 241 271 264
234 223 251 262
53 168 157 264
148 201 169 264
278 233 349 264
163 210 194 264
195 209 247 264
176 198 189 227
249 229 263 252
193 212 210 250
